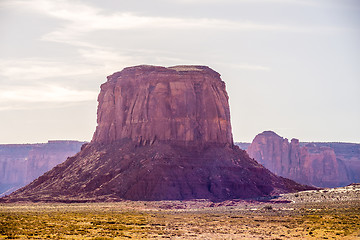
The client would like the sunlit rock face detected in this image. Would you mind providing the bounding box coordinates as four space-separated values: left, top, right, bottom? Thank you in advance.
92 65 233 147
1 66 311 203
247 131 350 188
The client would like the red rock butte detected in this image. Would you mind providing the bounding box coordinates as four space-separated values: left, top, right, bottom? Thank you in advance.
247 131 351 188
92 65 233 147
1 65 310 202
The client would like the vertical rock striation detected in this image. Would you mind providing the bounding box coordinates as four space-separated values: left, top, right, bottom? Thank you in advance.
92 65 233 146
247 131 350 188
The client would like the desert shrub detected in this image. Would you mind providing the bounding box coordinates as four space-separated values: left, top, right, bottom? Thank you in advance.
263 205 273 211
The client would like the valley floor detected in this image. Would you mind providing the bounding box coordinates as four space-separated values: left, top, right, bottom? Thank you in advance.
1 185 359 239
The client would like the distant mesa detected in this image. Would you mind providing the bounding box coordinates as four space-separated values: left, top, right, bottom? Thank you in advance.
247 131 360 188
0 141 84 197
1 65 309 202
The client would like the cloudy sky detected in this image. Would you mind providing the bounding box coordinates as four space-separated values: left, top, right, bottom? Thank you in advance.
0 0 359 144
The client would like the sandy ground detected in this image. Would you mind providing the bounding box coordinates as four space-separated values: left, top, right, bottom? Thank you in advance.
0 184 359 239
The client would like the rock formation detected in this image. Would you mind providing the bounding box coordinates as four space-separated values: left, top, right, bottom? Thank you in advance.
92 65 233 146
247 131 351 188
2 65 309 202
302 142 360 185
0 141 84 196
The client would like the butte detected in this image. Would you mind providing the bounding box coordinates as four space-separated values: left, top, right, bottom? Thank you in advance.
2 65 308 202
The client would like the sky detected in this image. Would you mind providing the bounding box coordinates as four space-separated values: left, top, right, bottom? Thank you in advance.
0 0 359 144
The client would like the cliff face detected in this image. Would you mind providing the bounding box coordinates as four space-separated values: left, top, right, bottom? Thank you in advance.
92 65 233 146
25 141 85 183
246 131 293 176
247 131 351 188
303 142 360 185
0 141 84 196
0 145 33 190
2 66 310 202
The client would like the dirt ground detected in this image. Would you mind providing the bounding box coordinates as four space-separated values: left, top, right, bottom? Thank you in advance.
0 185 359 239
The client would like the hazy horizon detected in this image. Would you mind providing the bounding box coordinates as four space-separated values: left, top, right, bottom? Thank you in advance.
1 0 359 144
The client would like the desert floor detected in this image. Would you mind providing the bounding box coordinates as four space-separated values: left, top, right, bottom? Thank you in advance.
1 185 359 239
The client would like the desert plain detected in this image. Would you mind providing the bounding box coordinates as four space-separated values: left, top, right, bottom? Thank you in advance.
1 184 359 239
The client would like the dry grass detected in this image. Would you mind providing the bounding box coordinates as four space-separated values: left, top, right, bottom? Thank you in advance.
1 200 359 239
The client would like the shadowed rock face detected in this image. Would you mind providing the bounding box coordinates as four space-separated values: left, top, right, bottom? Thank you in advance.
1 66 310 202
92 65 233 147
247 131 350 188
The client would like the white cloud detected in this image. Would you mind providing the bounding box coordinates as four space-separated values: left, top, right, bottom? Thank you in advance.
78 48 133 65
0 58 99 109
0 59 95 80
0 85 97 104
171 0 322 7
5 0 344 49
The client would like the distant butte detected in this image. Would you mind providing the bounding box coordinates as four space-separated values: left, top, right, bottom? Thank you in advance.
247 131 354 188
92 65 233 146
1 65 310 202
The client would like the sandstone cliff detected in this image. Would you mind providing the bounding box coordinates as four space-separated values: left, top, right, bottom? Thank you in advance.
92 65 233 147
0 141 84 196
247 131 351 188
2 66 310 202
302 142 360 185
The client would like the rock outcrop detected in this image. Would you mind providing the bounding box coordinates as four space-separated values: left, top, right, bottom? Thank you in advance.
92 65 233 146
0 141 84 196
2 66 310 202
247 131 351 188
303 142 360 185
